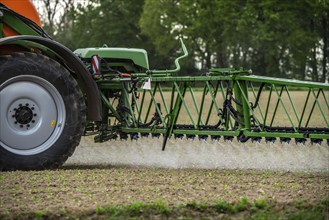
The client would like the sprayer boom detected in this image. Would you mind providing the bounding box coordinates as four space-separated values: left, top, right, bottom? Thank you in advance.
84 64 329 149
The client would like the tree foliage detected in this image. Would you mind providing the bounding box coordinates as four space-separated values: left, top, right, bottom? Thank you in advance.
35 0 328 81
140 0 328 81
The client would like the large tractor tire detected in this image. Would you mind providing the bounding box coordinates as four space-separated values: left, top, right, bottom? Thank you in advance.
0 52 86 171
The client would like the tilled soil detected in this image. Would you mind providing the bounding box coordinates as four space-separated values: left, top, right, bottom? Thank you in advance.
0 167 328 218
1 137 328 218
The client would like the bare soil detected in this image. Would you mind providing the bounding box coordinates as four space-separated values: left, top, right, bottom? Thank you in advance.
0 167 328 219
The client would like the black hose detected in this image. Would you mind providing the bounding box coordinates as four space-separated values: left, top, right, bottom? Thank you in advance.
251 83 265 109
0 3 52 39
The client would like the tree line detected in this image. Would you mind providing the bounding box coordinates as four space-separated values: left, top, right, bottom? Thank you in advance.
33 0 328 82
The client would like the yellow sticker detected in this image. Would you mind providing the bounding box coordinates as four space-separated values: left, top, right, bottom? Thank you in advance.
51 120 56 127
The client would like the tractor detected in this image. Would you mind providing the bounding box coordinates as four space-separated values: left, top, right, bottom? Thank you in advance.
0 0 328 170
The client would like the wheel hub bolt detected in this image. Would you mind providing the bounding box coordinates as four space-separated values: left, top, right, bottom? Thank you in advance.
31 107 34 110
14 105 35 125
34 114 37 116
27 124 30 128
32 120 35 123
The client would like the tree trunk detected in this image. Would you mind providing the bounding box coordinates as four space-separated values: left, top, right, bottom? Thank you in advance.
205 44 212 69
321 16 328 82
309 19 318 82
311 46 319 81
216 47 227 68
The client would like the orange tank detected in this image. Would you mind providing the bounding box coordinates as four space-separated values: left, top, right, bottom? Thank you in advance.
0 0 42 36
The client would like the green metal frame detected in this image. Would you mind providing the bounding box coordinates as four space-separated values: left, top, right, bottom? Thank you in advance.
90 67 329 147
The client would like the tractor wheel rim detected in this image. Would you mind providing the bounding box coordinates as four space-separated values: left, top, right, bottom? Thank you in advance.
0 75 66 155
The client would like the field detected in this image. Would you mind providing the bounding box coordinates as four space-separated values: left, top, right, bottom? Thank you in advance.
1 166 328 219
1 139 328 219
1 91 329 219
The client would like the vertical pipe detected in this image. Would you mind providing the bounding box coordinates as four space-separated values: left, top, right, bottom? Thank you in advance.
137 90 146 124
270 85 284 127
298 88 311 129
263 85 273 129
158 84 169 115
250 82 265 123
101 91 110 125
233 80 251 130
197 84 207 128
121 83 130 127
205 81 220 125
144 83 158 123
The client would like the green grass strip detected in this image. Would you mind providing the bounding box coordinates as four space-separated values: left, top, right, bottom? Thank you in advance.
3 197 327 220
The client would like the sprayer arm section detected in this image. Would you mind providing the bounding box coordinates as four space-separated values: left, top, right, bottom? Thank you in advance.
149 38 188 75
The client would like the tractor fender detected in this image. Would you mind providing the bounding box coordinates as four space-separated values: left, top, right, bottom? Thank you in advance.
0 35 102 121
